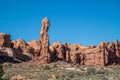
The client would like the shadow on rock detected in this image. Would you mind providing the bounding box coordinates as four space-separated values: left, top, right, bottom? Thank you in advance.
0 47 33 64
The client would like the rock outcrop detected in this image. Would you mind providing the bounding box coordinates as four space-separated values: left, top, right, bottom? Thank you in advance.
52 42 66 61
12 39 34 58
0 39 33 63
12 39 33 53
0 33 11 47
38 17 52 64
66 44 88 64
1 18 120 66
114 40 120 63
49 41 120 66
28 40 41 58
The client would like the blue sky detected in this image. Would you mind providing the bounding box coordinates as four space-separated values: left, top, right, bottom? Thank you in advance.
0 0 120 46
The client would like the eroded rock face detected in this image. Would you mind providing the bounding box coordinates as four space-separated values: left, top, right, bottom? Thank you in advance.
49 45 57 61
0 47 32 63
38 17 52 63
114 40 120 63
66 44 88 64
100 42 108 66
0 33 11 47
0 34 33 63
28 40 41 58
50 41 117 66
1 18 120 66
106 42 116 65
83 47 100 66
66 44 81 63
52 42 66 60
12 39 34 58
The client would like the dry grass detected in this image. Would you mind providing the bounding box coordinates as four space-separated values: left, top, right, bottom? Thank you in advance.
2 60 120 80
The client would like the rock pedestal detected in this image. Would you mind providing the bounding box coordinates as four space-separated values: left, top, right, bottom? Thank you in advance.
39 17 52 64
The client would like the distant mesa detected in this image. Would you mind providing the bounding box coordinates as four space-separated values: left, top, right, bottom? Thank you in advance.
0 17 120 66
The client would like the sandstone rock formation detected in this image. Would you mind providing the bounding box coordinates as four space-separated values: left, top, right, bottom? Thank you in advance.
66 44 88 64
52 42 66 61
0 47 32 63
38 17 52 64
28 40 41 58
12 39 34 58
1 18 120 66
0 38 33 63
49 41 120 66
0 33 11 47
114 40 120 63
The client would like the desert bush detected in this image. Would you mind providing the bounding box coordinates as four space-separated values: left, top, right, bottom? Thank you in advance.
96 70 105 75
1 77 9 80
86 67 96 75
39 72 51 80
66 71 74 79
0 64 4 78
0 64 9 80
43 65 51 70
53 64 57 68
55 75 60 79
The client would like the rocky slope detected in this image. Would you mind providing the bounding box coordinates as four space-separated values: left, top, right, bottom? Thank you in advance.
0 17 120 66
3 60 120 80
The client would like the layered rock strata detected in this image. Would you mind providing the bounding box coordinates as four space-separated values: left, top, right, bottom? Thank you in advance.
0 18 120 66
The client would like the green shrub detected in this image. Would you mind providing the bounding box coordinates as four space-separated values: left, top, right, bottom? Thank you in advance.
66 71 74 79
43 65 51 70
55 75 60 79
39 72 51 80
0 64 4 78
96 70 105 75
0 64 9 80
53 64 57 68
8 63 12 67
86 67 96 75
2 77 10 80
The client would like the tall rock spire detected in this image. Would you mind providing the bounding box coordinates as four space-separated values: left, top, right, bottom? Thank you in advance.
39 17 52 64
